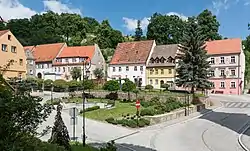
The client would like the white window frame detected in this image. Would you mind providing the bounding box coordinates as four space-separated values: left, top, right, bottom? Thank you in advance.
220 57 225 64
230 81 236 88
220 81 225 88
231 56 236 63
210 57 215 64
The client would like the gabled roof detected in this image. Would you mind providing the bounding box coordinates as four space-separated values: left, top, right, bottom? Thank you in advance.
32 43 65 63
205 38 242 55
110 40 154 65
24 46 35 52
0 30 9 37
57 46 95 59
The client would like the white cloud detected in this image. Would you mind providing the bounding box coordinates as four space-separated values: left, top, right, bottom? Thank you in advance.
0 0 36 20
123 12 187 31
0 0 82 21
43 0 82 15
212 0 242 15
166 12 188 21
123 17 149 31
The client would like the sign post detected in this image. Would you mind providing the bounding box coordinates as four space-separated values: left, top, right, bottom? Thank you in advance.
69 107 78 141
135 100 140 127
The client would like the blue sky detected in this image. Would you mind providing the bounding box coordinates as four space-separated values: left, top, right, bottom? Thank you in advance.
1 0 250 39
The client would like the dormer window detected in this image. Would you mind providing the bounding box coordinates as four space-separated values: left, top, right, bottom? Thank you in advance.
168 57 173 63
150 58 154 63
160 57 165 63
156 57 160 63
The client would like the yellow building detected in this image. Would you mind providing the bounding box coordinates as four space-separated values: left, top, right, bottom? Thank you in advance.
146 44 178 89
0 30 26 79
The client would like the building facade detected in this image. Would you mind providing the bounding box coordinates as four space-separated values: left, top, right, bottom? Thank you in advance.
108 40 156 86
24 46 36 78
146 44 178 89
53 44 106 81
0 30 27 79
31 43 67 80
207 38 245 95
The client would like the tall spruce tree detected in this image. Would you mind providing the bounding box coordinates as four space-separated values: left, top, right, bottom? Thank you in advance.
134 20 143 41
49 104 71 151
175 17 212 96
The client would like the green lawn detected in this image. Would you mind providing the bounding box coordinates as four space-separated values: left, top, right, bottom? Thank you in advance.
71 144 99 151
85 101 139 121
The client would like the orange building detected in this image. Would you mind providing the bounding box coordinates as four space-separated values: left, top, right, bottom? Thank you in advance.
0 30 27 79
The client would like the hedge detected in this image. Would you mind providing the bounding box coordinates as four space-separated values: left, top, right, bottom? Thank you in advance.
105 117 150 128
80 106 100 113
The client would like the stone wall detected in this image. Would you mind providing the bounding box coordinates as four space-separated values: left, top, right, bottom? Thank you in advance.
144 103 206 125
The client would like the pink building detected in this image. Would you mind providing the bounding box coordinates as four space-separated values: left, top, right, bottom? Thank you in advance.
207 38 245 95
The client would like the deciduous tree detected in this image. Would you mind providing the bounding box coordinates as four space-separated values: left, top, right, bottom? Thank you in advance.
70 67 82 81
122 79 136 100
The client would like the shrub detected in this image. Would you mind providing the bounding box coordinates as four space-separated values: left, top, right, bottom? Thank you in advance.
138 118 150 127
107 100 115 107
103 80 120 92
140 101 151 108
105 92 118 100
85 106 100 112
145 85 153 91
68 80 81 92
140 108 155 116
53 79 68 92
44 79 53 90
161 83 169 90
126 119 137 128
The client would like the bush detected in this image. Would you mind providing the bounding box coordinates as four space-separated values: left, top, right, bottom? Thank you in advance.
140 101 151 108
161 83 169 90
68 80 81 92
140 108 155 116
145 85 154 91
85 106 100 112
105 92 118 100
105 117 118 125
107 100 115 107
126 119 137 128
44 79 53 90
138 118 150 127
53 79 68 92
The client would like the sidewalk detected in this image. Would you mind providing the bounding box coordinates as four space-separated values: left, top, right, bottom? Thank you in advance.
241 127 250 150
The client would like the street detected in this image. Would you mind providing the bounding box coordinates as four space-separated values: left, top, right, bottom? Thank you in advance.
38 93 250 151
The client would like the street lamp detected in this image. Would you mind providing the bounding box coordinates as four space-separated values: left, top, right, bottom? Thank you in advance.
82 56 91 147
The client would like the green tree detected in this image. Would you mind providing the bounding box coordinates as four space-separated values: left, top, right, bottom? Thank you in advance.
147 13 186 45
122 79 136 100
49 104 71 151
82 80 95 92
103 80 120 92
134 20 143 41
243 34 250 85
68 80 81 91
44 79 54 89
53 79 68 92
93 68 104 84
196 9 222 41
0 74 52 150
83 17 100 33
70 67 82 80
145 85 154 91
175 17 212 96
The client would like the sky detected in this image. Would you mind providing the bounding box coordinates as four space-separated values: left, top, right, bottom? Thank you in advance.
0 0 250 39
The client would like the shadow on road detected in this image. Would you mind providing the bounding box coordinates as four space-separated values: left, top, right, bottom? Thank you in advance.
198 108 250 135
89 142 157 151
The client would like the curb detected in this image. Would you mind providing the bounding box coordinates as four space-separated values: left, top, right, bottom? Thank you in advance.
238 125 250 151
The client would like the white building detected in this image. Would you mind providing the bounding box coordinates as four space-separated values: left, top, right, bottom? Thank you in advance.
108 40 156 86
53 44 105 81
30 43 67 80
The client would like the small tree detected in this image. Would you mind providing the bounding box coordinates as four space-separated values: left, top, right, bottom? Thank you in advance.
122 79 136 100
68 80 81 92
49 104 71 151
70 67 82 80
44 79 54 90
103 80 120 92
82 80 95 92
53 79 68 92
93 68 104 84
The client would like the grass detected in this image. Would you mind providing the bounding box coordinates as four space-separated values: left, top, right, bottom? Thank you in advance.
85 101 139 121
71 144 99 151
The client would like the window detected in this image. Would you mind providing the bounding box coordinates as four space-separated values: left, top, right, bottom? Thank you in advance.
119 67 122 72
210 70 215 77
11 46 16 53
155 79 158 85
168 69 172 74
210 57 215 64
41 64 44 69
220 69 225 76
2 44 7 52
134 66 137 71
126 66 129 71
155 69 158 74
58 67 61 72
8 35 11 40
18 72 22 79
63 67 65 72
150 69 153 75
150 79 153 85
220 82 225 88
113 67 116 72
55 67 57 72
65 59 69 63
231 69 236 76
30 70 33 75
29 60 33 65
211 82 215 88
72 58 76 62
220 57 225 64
230 82 236 88
161 69 164 74
19 59 23 66
140 66 143 71
231 56 236 63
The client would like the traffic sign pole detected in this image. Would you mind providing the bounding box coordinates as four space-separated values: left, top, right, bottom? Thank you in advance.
135 100 140 127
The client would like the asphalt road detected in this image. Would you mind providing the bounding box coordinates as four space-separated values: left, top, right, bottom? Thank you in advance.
38 92 250 151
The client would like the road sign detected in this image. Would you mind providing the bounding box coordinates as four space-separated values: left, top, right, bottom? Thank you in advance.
135 100 140 109
69 107 78 117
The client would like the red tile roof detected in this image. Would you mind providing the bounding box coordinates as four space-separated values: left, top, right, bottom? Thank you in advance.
205 38 242 55
0 30 9 37
110 40 154 65
58 46 95 59
32 43 65 63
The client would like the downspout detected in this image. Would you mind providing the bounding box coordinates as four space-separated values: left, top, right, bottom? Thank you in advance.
238 54 240 95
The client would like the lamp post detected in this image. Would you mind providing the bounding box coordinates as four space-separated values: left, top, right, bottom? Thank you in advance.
82 57 91 147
